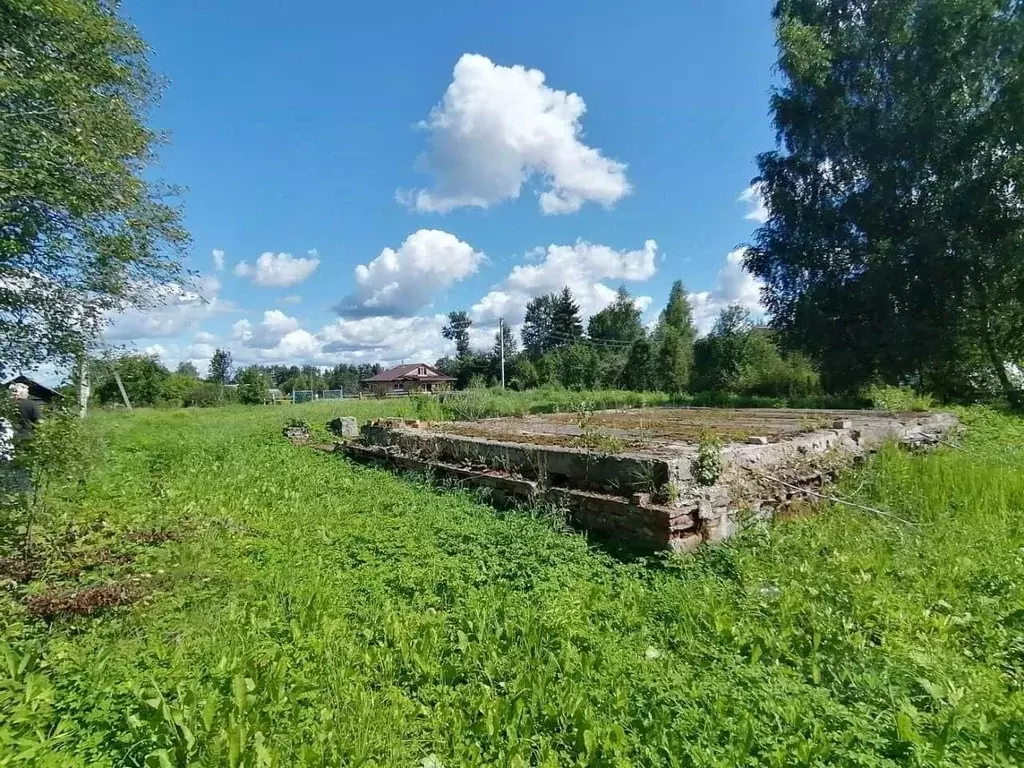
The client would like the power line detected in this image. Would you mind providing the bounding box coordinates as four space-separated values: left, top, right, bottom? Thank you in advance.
542 330 640 349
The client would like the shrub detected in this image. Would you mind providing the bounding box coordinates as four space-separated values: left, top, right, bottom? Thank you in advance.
235 367 269 405
863 384 935 412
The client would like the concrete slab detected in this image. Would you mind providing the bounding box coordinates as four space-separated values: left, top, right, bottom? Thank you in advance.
338 407 958 552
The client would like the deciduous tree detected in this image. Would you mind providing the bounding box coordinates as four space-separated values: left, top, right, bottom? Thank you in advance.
235 366 268 405
208 349 232 384
442 311 473 359
746 0 1024 403
1 0 187 378
588 286 644 343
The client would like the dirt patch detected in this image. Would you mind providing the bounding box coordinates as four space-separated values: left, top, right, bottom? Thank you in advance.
545 409 828 443
26 582 140 620
435 423 648 451
0 556 42 584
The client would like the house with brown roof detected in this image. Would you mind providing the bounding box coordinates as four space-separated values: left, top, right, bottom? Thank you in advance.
361 363 455 396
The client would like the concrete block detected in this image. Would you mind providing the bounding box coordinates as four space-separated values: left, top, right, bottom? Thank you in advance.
747 436 769 445
832 419 852 429
327 416 359 438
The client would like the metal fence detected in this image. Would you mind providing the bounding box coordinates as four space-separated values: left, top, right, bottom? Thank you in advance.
291 389 345 403
291 390 314 404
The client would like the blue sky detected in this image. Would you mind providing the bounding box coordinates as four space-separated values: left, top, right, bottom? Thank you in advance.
108 0 777 373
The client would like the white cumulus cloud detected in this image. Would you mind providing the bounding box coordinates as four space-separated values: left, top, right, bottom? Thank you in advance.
688 248 765 334
232 309 302 349
334 229 485 317
319 314 449 364
234 251 320 288
212 249 225 271
403 54 630 215
220 312 453 368
137 339 218 376
472 239 658 325
739 183 769 224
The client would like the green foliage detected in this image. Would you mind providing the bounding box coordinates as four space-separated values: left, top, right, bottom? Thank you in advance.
442 311 473 360
521 294 555 357
651 281 696 393
208 349 232 385
2 402 1022 765
234 367 269 405
175 361 199 379
864 385 936 413
747 0 1024 404
572 400 625 455
690 432 723 486
161 373 201 407
522 288 583 358
0 0 187 379
587 286 643 344
620 338 654 391
693 307 821 398
550 287 583 346
3 404 90 562
658 280 696 340
95 354 169 407
556 343 599 390
655 326 692 393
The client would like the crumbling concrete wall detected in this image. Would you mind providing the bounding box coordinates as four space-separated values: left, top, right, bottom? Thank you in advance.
340 411 958 553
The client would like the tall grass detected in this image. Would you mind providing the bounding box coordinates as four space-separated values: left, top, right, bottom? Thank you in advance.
0 401 1021 765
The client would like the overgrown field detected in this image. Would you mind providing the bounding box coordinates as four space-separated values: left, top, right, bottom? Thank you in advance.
2 400 1023 766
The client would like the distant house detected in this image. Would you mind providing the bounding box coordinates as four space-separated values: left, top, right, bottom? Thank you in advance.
3 375 62 404
361 363 455 396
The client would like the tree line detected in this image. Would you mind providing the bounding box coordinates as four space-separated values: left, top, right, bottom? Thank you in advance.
437 282 819 397
87 352 385 408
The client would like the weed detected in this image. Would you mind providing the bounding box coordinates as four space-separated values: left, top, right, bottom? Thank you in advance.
691 432 724 486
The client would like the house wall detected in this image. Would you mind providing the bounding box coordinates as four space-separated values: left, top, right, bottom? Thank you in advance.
364 380 453 396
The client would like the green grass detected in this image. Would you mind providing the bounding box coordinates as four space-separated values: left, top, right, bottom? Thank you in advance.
2 400 1023 766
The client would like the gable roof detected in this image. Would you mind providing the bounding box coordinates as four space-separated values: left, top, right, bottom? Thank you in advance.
362 363 455 383
4 375 62 402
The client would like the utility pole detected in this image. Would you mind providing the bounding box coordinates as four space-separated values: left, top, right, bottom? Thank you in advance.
112 369 132 411
499 318 506 389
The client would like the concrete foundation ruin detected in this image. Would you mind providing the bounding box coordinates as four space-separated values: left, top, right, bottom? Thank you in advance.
338 407 958 552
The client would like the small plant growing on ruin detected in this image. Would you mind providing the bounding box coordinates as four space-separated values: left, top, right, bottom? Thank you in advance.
572 399 596 430
662 483 680 504
691 432 723 486
575 432 625 456
571 400 624 455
